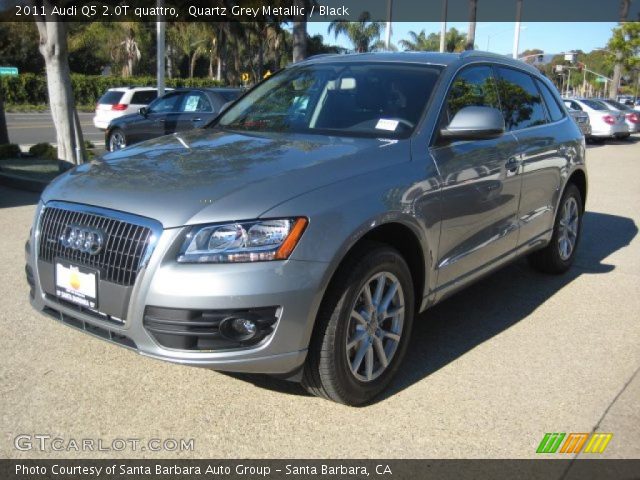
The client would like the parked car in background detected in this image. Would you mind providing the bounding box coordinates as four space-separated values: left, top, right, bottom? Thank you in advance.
567 108 592 138
106 87 242 151
563 97 629 142
28 51 587 405
597 99 640 134
93 87 170 130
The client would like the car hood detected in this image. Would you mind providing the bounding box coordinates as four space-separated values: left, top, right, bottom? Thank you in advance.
43 129 410 228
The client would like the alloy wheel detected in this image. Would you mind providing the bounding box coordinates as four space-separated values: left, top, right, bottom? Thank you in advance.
558 196 579 261
345 272 405 382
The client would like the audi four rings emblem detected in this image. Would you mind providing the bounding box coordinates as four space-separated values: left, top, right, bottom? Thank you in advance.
59 224 105 255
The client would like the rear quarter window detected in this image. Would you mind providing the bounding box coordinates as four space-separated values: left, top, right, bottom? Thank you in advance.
98 91 124 105
535 79 565 122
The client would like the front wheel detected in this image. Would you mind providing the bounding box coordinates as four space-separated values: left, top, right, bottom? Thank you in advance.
108 128 126 151
528 183 583 274
302 243 414 405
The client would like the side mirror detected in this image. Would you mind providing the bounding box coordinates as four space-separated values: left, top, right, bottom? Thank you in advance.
440 106 505 141
219 101 232 114
139 107 148 117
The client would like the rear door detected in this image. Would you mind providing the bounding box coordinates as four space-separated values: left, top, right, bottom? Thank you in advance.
495 69 571 246
430 65 522 288
174 91 216 132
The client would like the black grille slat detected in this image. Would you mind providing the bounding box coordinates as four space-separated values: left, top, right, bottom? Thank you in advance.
38 206 153 287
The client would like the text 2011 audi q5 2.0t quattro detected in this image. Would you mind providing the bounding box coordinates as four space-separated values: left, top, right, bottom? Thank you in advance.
26 52 587 405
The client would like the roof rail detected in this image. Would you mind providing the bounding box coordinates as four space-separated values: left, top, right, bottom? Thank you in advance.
460 50 510 60
304 53 340 61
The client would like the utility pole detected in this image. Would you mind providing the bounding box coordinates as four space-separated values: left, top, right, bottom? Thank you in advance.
513 0 523 59
440 0 448 53
385 0 392 50
156 0 165 97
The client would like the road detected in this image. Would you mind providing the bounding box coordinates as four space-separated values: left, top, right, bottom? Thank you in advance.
5 111 105 151
0 140 639 460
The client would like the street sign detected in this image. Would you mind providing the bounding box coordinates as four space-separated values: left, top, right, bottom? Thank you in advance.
0 67 18 76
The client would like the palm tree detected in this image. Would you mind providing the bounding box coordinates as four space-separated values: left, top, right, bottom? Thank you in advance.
399 30 431 51
292 0 308 62
466 0 477 51
400 28 465 52
169 23 209 78
328 12 384 53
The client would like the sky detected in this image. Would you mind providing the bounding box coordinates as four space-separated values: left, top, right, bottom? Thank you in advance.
306 22 618 56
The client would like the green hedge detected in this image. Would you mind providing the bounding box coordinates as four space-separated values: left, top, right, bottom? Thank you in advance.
0 74 224 106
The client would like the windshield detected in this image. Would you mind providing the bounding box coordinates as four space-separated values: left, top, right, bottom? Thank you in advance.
216 62 442 138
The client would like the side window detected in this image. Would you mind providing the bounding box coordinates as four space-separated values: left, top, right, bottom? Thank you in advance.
496 67 547 131
148 93 183 113
180 92 213 113
444 65 500 124
535 79 564 122
131 91 158 105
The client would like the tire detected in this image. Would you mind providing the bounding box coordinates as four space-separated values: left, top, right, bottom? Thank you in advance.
528 183 583 274
108 128 126 151
302 243 415 405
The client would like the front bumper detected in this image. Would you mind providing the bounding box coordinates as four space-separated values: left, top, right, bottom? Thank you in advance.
27 203 328 376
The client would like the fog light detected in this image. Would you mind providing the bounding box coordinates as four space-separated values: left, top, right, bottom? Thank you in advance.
220 316 258 341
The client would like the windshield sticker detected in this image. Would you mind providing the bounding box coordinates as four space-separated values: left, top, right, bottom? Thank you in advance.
376 119 399 131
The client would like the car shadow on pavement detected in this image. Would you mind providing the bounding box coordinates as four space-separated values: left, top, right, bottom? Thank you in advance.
587 135 639 148
227 211 638 405
0 185 40 209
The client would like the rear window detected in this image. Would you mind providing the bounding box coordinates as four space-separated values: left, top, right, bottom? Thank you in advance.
131 91 158 105
581 100 607 110
604 100 630 111
98 91 124 105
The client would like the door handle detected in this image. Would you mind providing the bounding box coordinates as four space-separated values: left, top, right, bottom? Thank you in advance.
505 157 521 172
191 118 202 122
155 118 166 123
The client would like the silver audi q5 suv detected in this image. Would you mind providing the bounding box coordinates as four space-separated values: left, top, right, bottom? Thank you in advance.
26 52 587 405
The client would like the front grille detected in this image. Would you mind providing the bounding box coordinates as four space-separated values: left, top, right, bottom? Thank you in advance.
38 206 153 286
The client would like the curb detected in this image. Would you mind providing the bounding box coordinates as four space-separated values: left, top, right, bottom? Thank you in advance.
0 172 48 193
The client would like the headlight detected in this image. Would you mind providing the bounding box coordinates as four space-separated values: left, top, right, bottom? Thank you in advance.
177 218 308 263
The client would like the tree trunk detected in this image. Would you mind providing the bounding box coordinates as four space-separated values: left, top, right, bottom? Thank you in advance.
292 0 307 63
166 45 173 79
35 9 85 164
0 88 8 145
609 0 631 99
216 55 222 82
190 52 197 78
466 0 477 51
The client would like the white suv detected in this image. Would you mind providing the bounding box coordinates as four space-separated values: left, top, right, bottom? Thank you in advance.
93 87 170 130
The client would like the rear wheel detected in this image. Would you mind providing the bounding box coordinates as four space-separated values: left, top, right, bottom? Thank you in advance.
302 243 414 405
528 183 583 274
108 128 126 151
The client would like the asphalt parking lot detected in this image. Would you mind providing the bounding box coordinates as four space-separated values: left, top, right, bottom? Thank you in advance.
1 139 639 459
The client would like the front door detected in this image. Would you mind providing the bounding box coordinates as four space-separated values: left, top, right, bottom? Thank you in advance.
430 65 522 288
